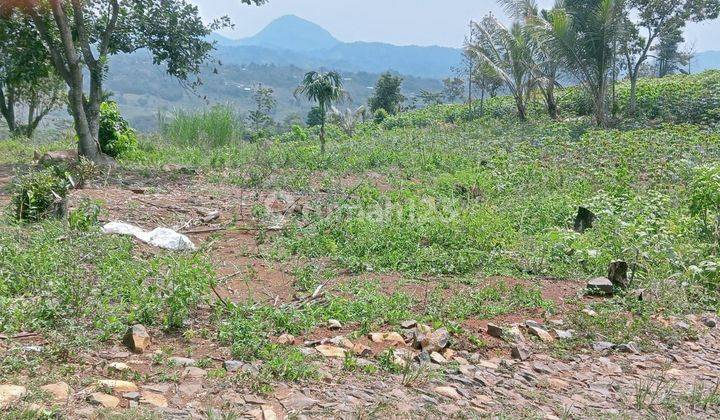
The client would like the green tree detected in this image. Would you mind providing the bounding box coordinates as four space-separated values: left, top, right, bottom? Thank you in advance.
294 71 347 154
248 84 276 134
369 72 405 115
4 0 264 163
619 0 719 115
469 14 536 121
0 11 65 138
502 0 563 119
537 0 623 126
417 90 445 107
442 77 465 103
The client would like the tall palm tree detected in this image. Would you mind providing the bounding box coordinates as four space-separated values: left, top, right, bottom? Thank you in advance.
501 0 562 119
294 71 347 154
534 0 622 126
468 15 536 121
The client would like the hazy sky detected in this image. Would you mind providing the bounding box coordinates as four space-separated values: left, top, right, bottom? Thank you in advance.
191 0 719 52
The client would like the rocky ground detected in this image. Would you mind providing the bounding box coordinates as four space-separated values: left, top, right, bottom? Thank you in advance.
1 167 719 419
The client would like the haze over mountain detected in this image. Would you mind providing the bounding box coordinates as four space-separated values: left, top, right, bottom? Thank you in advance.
211 15 463 79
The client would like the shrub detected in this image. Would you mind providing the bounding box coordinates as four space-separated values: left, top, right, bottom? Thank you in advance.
99 101 138 157
10 169 71 223
373 108 389 124
68 199 102 231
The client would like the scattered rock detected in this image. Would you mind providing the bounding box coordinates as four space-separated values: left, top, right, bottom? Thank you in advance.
122 392 140 401
574 206 596 233
675 321 690 331
262 404 278 420
123 324 151 353
0 385 27 408
583 308 598 317
41 382 71 402
108 362 131 372
369 332 385 343
608 260 630 288
182 367 207 378
434 386 461 400
430 352 448 364
587 277 614 295
511 344 531 361
280 392 319 412
486 323 504 339
36 150 79 166
353 343 373 357
383 332 406 346
703 317 717 328
400 320 417 329
528 326 554 343
592 342 615 352
420 328 450 353
329 336 354 349
554 329 573 340
224 360 244 372
169 357 197 367
21 345 44 353
277 333 295 345
615 343 639 354
97 379 139 393
88 392 120 408
328 319 343 330
140 392 168 408
315 345 347 358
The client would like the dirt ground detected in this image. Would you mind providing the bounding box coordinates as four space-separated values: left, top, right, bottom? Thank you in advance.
1 168 719 419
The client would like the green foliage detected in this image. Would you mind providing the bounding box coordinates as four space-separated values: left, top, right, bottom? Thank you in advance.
68 199 102 232
0 222 214 335
369 72 404 115
306 106 324 127
99 102 138 157
160 105 246 148
373 108 389 123
10 169 70 223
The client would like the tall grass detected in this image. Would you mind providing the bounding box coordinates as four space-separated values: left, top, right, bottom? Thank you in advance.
160 104 246 148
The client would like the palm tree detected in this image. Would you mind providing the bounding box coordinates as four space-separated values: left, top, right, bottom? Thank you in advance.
468 15 536 121
534 0 622 126
501 0 562 119
294 71 347 154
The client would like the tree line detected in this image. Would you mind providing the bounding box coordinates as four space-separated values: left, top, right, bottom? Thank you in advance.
461 0 719 126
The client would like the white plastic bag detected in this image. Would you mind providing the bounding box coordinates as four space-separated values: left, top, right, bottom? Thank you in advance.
102 222 196 251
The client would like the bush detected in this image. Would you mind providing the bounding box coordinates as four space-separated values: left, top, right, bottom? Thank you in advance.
68 199 102 231
373 108 389 124
10 169 71 223
99 101 138 157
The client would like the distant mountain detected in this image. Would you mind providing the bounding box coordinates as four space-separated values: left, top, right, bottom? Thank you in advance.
212 15 462 79
692 51 720 73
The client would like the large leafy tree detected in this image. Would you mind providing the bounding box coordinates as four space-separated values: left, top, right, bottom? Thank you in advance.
469 14 536 121
619 0 720 115
2 0 265 163
368 72 405 115
537 0 622 126
294 71 347 154
0 11 65 138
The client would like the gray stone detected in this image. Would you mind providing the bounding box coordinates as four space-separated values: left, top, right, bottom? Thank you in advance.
169 357 196 367
224 360 244 372
486 323 504 339
615 343 639 354
587 277 614 295
420 328 450 353
400 320 418 329
511 344 531 361
328 319 342 330
608 260 630 288
554 329 573 340
592 341 615 352
703 317 717 328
